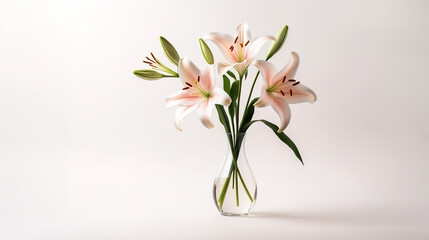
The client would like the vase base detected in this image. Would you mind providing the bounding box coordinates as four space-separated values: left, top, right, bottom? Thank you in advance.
220 212 249 217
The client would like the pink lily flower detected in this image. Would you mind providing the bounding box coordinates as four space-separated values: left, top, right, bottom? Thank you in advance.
204 23 275 76
253 52 317 132
166 58 232 131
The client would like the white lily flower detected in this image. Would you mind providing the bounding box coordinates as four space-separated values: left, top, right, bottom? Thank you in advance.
166 58 232 131
253 52 317 132
204 23 275 77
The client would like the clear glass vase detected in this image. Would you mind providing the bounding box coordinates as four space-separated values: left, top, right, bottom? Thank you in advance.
213 133 257 216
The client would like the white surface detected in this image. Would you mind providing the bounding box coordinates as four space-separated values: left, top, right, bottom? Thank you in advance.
1 0 429 239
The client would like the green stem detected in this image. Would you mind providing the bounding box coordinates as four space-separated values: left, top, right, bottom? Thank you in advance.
235 167 239 206
237 168 253 202
245 71 260 109
217 143 237 208
163 74 179 78
231 116 236 143
232 165 235 189
217 174 231 208
156 60 178 76
217 144 238 208
235 74 243 136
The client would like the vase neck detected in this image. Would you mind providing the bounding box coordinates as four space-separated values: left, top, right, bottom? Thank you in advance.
225 133 246 156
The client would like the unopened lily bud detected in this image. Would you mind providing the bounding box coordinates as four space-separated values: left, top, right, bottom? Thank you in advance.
199 38 214 64
266 25 288 60
160 36 180 66
133 69 166 80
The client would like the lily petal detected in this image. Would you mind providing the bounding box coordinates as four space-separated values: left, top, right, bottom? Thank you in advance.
252 60 277 86
272 51 300 84
218 61 250 78
204 32 237 63
210 88 232 106
216 62 233 76
232 60 249 77
270 98 291 133
236 22 252 44
244 35 275 62
174 104 200 131
254 86 273 107
285 83 317 104
200 64 215 90
166 90 201 108
198 100 215 129
178 58 201 86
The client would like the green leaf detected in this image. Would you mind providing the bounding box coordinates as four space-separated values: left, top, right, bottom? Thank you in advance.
244 69 249 80
228 102 235 122
242 119 303 164
215 105 231 134
227 70 237 80
229 81 239 101
199 38 214 64
228 81 240 119
266 25 288 61
133 69 166 80
223 75 231 94
239 97 259 132
159 36 180 66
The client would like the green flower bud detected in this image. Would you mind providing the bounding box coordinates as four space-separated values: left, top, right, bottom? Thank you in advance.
266 25 288 61
159 36 180 66
133 69 166 80
199 38 214 64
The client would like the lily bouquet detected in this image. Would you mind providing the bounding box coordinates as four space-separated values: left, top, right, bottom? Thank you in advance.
133 23 316 216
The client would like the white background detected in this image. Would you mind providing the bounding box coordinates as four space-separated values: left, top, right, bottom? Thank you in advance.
1 0 429 239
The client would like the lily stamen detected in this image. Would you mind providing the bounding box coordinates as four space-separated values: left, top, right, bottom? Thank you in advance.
143 54 159 68
245 40 250 46
234 36 238 44
146 57 155 63
290 89 293 96
230 46 234 51
280 90 285 96
143 52 178 77
150 52 161 64
187 77 211 99
272 77 299 91
193 81 202 89
185 82 193 87
182 87 190 90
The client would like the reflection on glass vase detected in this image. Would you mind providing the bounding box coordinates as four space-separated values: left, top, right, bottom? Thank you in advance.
213 133 257 216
